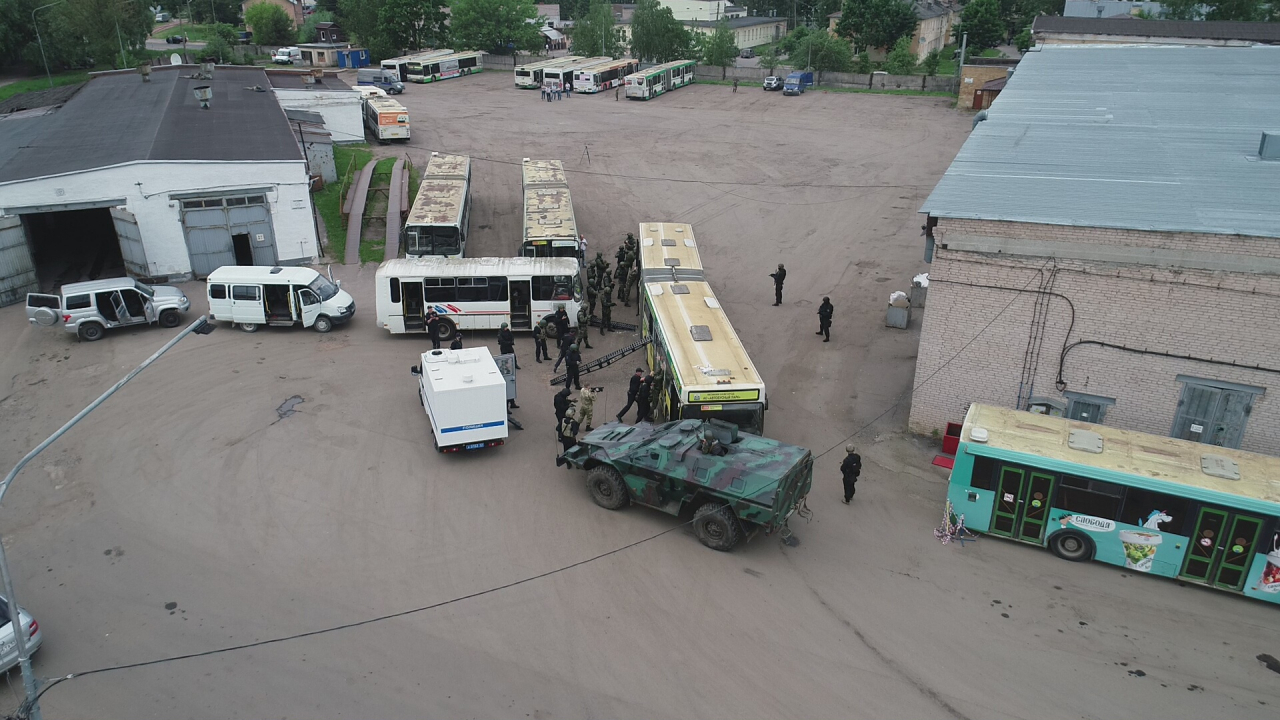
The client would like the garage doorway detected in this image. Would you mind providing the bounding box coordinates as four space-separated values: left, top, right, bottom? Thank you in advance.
180 192 278 277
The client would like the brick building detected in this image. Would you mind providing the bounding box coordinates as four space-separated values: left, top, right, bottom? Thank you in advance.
911 45 1280 456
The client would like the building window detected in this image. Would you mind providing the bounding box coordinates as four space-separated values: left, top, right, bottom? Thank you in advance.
1065 392 1115 424
1170 376 1263 449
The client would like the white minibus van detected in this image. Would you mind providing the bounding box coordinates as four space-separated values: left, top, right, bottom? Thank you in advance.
206 266 355 333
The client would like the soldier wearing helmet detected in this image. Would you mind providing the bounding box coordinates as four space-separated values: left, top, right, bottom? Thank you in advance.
840 444 862 504
564 342 582 390
497 321 519 369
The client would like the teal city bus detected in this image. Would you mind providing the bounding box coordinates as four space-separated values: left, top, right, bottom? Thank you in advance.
946 404 1280 604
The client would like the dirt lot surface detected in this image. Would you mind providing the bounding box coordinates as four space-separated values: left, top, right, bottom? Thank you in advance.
2 72 1277 719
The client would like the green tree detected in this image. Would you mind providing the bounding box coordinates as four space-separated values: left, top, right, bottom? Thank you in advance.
629 0 695 62
190 0 243 24
757 43 780 74
699 18 737 78
202 36 235 63
449 0 543 53
1013 25 1032 53
570 0 625 57
378 0 448 53
299 10 335 43
920 47 941 76
244 2 296 45
853 49 871 73
777 24 809 56
339 0 397 59
883 35 915 74
58 0 154 68
954 0 1004 54
836 0 917 52
793 29 852 82
1205 0 1267 20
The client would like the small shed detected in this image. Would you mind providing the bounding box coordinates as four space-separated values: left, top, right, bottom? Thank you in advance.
336 48 370 68
314 22 347 43
972 76 1007 110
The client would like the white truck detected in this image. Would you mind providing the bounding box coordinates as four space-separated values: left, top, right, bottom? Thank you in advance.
411 347 508 453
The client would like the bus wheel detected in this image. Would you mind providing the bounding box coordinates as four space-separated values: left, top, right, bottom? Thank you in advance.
1049 530 1094 562
693 502 743 552
435 318 456 342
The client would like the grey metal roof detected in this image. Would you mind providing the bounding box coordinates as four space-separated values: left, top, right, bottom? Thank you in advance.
685 16 786 28
0 65 301 185
920 45 1280 239
1032 17 1280 42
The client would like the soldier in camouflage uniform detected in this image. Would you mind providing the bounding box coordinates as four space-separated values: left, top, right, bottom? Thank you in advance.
630 254 642 313
599 287 614 334
585 283 598 317
576 305 593 348
614 242 628 267
574 386 597 432
616 259 630 306
648 367 666 421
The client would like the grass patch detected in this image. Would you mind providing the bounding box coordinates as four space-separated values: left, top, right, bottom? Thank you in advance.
359 239 386 264
0 70 90 103
156 24 230 42
314 144 372 262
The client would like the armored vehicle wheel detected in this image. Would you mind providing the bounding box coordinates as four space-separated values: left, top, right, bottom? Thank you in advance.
587 466 629 510
693 502 743 552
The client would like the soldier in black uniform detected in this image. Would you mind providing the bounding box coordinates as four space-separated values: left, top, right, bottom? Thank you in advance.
554 386 574 424
616 367 645 421
497 322 520 368
449 332 463 350
635 376 654 423
426 310 441 350
770 263 787 306
564 343 582 390
841 444 862 504
817 296 833 342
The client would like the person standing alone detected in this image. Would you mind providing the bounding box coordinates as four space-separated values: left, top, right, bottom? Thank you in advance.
816 296 833 342
770 263 786 306
497 322 520 369
533 320 549 363
840 445 862 504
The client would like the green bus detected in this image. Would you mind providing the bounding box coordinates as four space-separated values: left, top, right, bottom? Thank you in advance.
624 60 696 100
947 403 1280 604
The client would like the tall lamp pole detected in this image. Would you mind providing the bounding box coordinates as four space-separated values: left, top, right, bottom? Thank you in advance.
31 1 66 90
0 316 216 720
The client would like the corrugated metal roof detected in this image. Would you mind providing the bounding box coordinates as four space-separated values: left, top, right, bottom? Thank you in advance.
1033 17 1280 42
920 45 1280 239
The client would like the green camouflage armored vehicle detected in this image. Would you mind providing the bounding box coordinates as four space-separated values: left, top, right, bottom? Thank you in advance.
561 419 813 551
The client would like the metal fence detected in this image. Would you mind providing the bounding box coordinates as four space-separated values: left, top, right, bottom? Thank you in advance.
694 64 958 93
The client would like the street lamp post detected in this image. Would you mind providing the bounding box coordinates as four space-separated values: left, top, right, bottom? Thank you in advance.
0 316 215 720
31 1 66 90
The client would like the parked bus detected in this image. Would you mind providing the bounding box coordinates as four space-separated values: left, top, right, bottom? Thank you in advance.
625 59 696 100
381 49 454 83
514 55 582 88
410 51 484 83
520 158 582 261
540 56 610 91
946 403 1280 604
403 152 471 259
573 58 640 93
638 221 704 282
375 257 583 340
363 96 409 142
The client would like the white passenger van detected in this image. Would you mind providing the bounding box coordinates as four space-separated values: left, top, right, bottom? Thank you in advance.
206 266 355 333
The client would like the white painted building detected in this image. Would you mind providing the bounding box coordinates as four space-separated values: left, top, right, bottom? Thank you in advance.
267 70 364 144
659 0 744 21
0 65 318 304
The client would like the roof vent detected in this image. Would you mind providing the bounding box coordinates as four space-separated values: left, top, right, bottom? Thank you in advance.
1201 454 1240 481
969 427 988 443
642 237 653 246
1068 429 1103 454
269 266 283 274
690 325 712 341
704 297 720 309
664 258 680 266
661 238 676 246
1260 131 1280 160
193 85 212 109
671 284 689 294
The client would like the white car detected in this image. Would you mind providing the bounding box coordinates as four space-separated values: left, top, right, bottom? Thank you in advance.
0 597 43 674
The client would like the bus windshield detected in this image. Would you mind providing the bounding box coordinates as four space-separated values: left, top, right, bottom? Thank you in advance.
308 275 340 301
407 226 460 256
679 403 764 436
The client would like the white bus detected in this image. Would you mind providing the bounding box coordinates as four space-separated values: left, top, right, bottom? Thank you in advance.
411 51 484 83
625 59 697 100
363 96 409 142
573 58 640 93
404 152 471 259
541 56 610 91
375 257 583 339
381 49 454 83
514 55 582 88
520 158 582 262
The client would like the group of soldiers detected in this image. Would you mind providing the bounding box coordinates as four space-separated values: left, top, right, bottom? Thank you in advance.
584 233 642 334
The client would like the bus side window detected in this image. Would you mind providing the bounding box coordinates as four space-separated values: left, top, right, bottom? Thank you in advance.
389 278 401 304
1119 489 1190 534
1056 475 1122 520
424 278 456 303
488 277 509 301
209 284 227 300
532 276 554 301
969 457 997 491
457 277 488 302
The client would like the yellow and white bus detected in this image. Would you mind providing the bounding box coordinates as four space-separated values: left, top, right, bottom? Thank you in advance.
404 152 471 259
375 257 582 339
514 55 582 88
411 50 484 83
381 49 454 82
573 58 640 93
637 223 766 434
363 96 409 142
540 56 610 91
520 158 582 262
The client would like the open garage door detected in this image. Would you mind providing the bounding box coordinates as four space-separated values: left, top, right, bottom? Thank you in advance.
110 208 149 277
0 215 37 307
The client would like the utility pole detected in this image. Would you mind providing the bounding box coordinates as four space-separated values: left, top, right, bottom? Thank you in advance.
0 316 216 720
958 32 968 76
31 1 65 89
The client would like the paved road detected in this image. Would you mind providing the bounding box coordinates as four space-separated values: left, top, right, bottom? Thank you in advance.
2 73 1277 719
145 38 207 52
